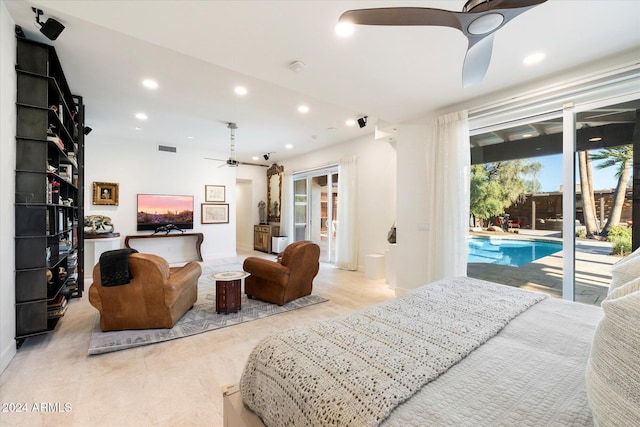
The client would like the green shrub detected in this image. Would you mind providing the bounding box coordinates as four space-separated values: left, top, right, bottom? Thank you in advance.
607 225 632 256
607 225 632 240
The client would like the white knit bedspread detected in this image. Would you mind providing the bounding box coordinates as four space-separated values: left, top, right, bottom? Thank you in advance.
240 276 547 427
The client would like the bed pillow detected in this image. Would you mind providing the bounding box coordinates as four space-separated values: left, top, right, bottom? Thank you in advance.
586 277 640 426
608 247 640 294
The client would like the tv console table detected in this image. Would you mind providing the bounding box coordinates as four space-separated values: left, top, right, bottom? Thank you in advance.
124 233 204 261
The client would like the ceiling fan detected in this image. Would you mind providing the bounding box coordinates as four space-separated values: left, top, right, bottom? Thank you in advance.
205 122 267 167
338 0 547 87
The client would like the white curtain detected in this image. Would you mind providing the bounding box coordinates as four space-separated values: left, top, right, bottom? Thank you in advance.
336 156 358 270
425 111 470 282
280 171 293 240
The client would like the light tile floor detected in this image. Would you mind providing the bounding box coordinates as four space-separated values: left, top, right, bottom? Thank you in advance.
0 251 395 427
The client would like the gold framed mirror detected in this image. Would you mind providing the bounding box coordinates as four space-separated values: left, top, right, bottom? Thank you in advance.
267 164 284 223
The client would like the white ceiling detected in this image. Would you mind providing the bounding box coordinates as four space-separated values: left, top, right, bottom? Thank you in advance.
5 0 640 165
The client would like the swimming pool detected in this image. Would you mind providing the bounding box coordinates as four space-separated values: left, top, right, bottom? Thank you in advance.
468 237 562 267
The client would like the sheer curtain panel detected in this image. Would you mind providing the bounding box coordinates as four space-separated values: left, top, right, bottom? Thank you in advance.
336 156 358 270
280 171 293 241
425 111 470 282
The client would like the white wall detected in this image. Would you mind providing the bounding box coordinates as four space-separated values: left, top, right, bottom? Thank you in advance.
0 0 16 373
280 132 397 270
394 122 432 294
84 135 267 261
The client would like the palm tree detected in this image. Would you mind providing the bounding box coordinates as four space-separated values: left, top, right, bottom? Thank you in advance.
578 151 599 237
591 145 633 236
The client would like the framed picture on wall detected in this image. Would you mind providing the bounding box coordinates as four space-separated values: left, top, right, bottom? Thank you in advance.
92 181 119 205
205 185 226 202
201 203 229 224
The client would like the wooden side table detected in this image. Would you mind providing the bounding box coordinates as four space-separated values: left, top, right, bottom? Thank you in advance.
211 272 249 314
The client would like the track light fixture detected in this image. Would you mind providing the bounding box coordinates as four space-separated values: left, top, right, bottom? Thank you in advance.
32 8 65 41
263 152 274 161
83 126 93 135
357 116 368 128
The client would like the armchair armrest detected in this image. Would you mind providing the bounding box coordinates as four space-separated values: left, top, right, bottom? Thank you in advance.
243 257 290 286
164 261 202 304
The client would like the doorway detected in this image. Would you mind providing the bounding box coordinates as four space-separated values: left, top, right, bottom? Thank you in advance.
293 167 339 263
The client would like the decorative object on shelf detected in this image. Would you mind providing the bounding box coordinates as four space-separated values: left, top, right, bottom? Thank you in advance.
202 203 229 224
92 181 119 205
84 215 115 234
258 200 267 224
387 223 397 244
152 224 185 235
267 163 284 223
205 185 226 202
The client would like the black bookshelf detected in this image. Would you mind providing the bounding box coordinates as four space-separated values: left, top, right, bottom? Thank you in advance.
14 36 85 347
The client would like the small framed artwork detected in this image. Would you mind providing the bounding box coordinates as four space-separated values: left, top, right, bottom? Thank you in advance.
205 185 226 202
92 181 119 205
202 203 229 224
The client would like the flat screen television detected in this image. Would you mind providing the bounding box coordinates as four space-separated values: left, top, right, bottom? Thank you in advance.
137 194 194 231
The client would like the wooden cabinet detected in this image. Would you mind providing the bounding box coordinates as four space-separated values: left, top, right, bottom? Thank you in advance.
14 37 85 346
254 225 280 253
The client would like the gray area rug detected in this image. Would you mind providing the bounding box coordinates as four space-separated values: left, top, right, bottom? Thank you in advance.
88 259 328 355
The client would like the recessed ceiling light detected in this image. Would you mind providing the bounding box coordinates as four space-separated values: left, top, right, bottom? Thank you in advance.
298 105 310 114
285 144 293 149
252 156 259 161
335 22 355 37
187 136 194 139
234 86 248 96
288 61 306 73
135 127 142 131
346 119 356 127
135 112 148 120
589 137 603 142
142 79 158 89
523 52 545 66
522 133 533 138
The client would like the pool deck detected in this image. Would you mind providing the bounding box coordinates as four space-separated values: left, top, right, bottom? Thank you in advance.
467 230 618 306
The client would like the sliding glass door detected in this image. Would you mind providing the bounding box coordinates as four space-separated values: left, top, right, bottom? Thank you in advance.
292 168 339 263
572 99 639 303
468 113 566 299
468 97 639 305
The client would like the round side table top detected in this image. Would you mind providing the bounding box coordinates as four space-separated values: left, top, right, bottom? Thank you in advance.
210 271 249 281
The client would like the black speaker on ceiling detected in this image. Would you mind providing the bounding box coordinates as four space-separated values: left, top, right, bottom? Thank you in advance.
357 116 368 128
40 18 65 40
33 8 65 41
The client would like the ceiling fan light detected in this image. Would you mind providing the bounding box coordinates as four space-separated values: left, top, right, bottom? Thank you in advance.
335 21 355 37
467 13 504 35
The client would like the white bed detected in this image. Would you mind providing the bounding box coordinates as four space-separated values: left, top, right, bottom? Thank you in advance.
223 275 640 426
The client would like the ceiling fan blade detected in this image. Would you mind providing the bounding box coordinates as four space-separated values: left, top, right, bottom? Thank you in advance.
205 157 225 162
339 7 462 31
239 161 269 168
462 33 494 88
466 0 548 14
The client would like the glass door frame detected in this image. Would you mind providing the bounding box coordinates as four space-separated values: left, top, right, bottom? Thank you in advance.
292 166 339 263
471 92 639 302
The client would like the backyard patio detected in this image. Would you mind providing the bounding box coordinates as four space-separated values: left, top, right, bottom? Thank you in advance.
467 230 618 306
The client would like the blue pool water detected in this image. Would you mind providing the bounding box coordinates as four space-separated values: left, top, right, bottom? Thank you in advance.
468 237 562 267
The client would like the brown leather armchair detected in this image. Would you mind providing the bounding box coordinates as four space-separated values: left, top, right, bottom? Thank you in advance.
243 241 320 305
89 253 201 331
